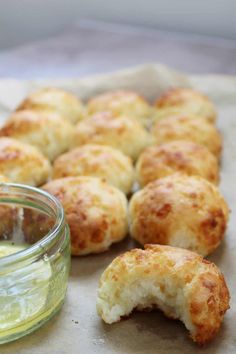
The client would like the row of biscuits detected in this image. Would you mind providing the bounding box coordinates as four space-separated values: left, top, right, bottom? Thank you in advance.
0 88 221 181
0 86 230 344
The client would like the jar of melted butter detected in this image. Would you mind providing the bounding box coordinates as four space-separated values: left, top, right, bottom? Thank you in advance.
0 183 70 344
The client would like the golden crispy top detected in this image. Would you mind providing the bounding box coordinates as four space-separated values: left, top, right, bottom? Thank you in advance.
0 137 51 185
53 144 134 194
73 111 152 160
17 87 85 124
154 88 216 123
136 140 219 186
151 114 222 157
87 90 151 124
1 109 71 136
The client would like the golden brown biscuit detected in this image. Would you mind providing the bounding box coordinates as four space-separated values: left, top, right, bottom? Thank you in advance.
136 140 219 187
97 244 230 345
153 88 216 123
53 144 134 194
43 176 128 255
151 114 222 158
17 87 85 124
0 110 74 161
72 112 152 160
87 90 152 126
0 137 51 186
129 174 229 256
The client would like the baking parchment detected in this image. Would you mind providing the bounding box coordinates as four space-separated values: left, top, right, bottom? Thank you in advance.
0 63 235 354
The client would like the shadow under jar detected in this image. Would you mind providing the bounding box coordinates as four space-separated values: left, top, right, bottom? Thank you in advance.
0 183 70 344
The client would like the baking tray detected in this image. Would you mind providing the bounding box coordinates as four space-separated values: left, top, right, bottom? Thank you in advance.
0 63 235 354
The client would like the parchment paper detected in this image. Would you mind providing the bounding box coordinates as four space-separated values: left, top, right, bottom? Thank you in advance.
0 63 235 354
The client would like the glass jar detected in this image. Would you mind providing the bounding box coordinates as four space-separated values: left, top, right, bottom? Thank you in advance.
0 183 70 344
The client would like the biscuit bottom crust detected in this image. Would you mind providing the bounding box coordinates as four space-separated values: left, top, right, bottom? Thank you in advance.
97 245 230 345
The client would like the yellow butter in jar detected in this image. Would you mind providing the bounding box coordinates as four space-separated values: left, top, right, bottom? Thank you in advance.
0 184 70 344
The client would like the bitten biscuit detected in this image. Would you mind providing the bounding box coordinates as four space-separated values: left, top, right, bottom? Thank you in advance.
43 176 128 255
151 114 222 158
72 112 152 160
0 110 74 161
97 244 230 345
136 140 219 187
0 137 51 186
153 88 216 123
129 174 229 256
53 144 134 194
17 87 85 124
87 90 152 126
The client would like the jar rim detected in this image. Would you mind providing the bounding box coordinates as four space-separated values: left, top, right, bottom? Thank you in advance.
0 183 65 267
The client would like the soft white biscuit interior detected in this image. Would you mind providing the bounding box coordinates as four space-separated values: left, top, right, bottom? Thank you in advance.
97 252 196 335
